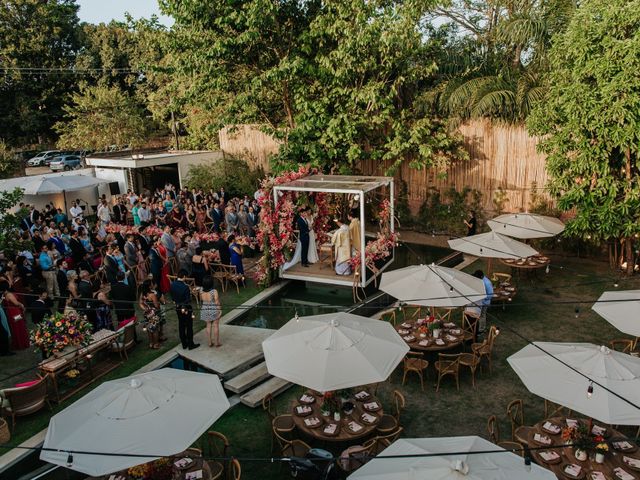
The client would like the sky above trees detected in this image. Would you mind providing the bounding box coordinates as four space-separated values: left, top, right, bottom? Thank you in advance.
76 0 172 26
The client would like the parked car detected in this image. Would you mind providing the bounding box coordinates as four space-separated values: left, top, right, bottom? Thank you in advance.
13 150 38 164
49 155 82 171
27 150 62 167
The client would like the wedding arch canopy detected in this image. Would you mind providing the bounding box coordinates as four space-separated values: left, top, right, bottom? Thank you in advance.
270 173 395 288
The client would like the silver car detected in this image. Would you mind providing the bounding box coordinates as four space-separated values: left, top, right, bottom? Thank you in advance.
27 150 62 167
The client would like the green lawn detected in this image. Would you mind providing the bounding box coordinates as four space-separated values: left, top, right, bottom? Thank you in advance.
4 254 640 480
2 283 261 447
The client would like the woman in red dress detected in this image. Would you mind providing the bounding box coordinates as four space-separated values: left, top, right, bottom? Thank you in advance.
0 281 29 350
196 205 207 233
156 241 171 294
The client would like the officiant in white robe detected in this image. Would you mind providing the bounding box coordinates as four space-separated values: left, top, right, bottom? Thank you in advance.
331 219 352 275
348 210 362 254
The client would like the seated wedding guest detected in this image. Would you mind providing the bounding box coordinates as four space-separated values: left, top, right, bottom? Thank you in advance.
53 208 68 226
212 234 231 266
331 218 352 276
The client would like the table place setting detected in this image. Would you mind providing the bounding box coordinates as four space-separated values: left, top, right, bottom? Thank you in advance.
323 423 339 436
614 467 637 480
295 405 313 416
543 421 562 434
401 322 412 328
533 432 553 445
563 463 585 479
363 401 381 412
398 329 410 335
299 394 316 404
304 416 322 428
185 470 204 480
591 425 607 437
589 471 607 480
566 419 579 428
361 412 378 424
623 457 640 471
539 451 562 464
614 441 637 453
354 390 370 400
403 335 416 342
174 457 194 470
346 421 364 434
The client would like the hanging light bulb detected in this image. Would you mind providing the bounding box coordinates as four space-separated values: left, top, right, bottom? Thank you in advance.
495 326 501 336
354 194 360 201
574 307 580 318
545 264 550 274
587 383 594 398
524 456 531 472
613 281 619 288
66 452 74 467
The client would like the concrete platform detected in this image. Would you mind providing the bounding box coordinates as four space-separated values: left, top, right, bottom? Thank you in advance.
178 324 275 378
224 361 270 394
240 376 293 408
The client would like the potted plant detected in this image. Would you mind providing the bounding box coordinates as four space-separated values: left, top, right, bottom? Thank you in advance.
428 320 443 339
594 440 608 463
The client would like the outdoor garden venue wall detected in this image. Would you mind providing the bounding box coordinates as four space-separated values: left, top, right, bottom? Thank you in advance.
218 120 550 214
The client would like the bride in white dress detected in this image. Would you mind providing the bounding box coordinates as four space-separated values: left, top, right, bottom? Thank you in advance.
284 211 319 270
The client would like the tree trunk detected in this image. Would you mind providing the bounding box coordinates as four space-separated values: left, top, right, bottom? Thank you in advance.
626 237 634 276
283 82 295 130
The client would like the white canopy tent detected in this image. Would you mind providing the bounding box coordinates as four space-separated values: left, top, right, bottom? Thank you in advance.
40 369 230 476
379 264 486 308
508 342 640 425
348 436 556 480
592 290 640 337
262 312 409 392
487 213 565 239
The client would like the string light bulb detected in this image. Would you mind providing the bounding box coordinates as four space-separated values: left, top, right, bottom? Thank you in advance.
587 383 594 398
495 326 501 336
524 456 531 472
574 307 580 318
66 452 74 467
545 265 550 274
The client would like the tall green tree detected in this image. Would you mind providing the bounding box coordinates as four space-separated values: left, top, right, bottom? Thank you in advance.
528 0 640 274
0 0 80 145
160 0 468 172
55 84 148 150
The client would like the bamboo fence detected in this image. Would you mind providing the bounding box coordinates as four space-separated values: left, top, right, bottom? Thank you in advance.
218 120 550 213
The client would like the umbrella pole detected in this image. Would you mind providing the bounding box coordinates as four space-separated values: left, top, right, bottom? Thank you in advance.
63 190 68 215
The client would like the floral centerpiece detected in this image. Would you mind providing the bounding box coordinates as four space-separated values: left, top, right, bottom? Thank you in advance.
127 458 172 480
594 439 608 463
427 319 444 338
30 311 93 358
561 424 593 460
320 391 341 417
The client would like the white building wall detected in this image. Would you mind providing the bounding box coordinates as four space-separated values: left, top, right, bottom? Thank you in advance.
177 151 225 186
93 167 128 197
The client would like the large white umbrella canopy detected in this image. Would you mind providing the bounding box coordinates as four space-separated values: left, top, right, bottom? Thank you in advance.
40 369 230 476
22 175 108 195
488 213 565 239
262 312 409 392
508 342 640 425
348 436 556 480
448 231 538 259
592 290 640 337
379 264 486 307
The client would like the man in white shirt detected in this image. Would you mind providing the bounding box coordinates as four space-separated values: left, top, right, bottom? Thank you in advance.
69 201 83 221
97 200 111 223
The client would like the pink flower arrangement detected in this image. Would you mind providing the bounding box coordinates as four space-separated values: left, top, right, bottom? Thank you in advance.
349 232 399 270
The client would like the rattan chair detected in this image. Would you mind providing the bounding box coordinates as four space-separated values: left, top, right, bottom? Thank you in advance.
506 399 529 443
376 390 405 434
205 431 230 480
402 352 429 390
461 310 479 345
544 399 571 418
0 374 51 430
110 322 137 360
435 353 461 391
371 426 404 454
436 308 454 322
498 441 524 457
337 438 377 474
263 393 294 453
458 352 481 387
230 458 241 480
380 310 397 326
487 415 500 444
273 429 311 457
471 325 498 373
609 339 634 353
491 272 512 284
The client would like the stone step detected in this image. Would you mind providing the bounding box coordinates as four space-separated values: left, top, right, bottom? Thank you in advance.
239 376 293 408
224 361 271 394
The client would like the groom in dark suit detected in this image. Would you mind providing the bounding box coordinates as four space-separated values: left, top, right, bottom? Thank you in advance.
296 208 310 267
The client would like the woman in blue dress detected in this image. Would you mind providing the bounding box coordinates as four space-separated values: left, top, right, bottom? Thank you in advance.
112 246 128 284
228 235 244 277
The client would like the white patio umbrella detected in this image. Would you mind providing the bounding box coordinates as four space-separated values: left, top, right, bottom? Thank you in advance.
488 213 565 239
40 369 230 476
262 312 409 392
348 436 556 480
592 290 640 337
448 231 538 260
379 264 486 308
508 342 640 425
22 174 109 213
22 175 108 195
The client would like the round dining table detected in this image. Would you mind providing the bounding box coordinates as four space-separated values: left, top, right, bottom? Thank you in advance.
88 448 212 480
291 389 384 443
525 416 640 480
395 320 465 352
